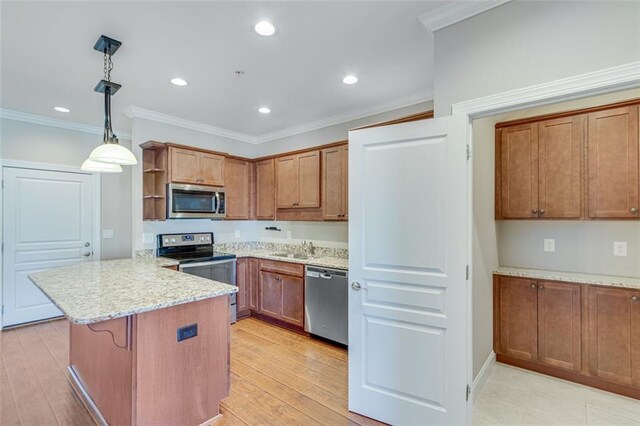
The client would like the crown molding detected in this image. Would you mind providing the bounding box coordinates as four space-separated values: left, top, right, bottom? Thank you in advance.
452 61 640 117
419 0 511 34
123 106 257 144
0 108 132 140
123 89 433 145
254 89 433 143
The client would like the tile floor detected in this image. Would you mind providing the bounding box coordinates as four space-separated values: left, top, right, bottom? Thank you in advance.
474 363 640 426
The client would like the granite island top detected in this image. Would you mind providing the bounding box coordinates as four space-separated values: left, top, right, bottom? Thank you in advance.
28 258 237 325
218 249 349 270
494 266 640 290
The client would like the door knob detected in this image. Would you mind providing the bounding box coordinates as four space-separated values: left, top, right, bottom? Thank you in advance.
84 242 91 247
351 282 363 291
632 296 639 302
81 251 91 257
631 207 638 214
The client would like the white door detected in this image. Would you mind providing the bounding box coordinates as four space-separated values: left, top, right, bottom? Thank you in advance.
348 115 469 425
2 167 95 327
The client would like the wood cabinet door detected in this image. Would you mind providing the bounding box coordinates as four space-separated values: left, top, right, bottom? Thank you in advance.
588 286 640 386
342 146 348 219
498 276 538 361
249 258 259 311
200 153 225 186
280 275 304 327
236 258 249 314
537 281 581 372
224 158 250 219
297 150 320 208
538 116 584 219
258 271 282 321
499 124 539 218
276 155 299 208
588 106 640 218
322 146 345 220
256 159 275 220
169 147 201 184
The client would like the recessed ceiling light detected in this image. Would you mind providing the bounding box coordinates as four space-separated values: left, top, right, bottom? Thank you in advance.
258 107 271 114
170 77 188 86
255 21 276 36
54 106 70 113
342 75 358 85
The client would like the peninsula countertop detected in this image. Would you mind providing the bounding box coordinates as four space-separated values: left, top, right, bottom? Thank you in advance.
494 266 640 290
28 258 238 325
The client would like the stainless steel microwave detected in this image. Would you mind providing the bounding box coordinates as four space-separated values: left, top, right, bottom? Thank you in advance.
167 183 226 219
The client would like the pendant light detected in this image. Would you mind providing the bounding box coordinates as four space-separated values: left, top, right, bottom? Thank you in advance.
81 159 123 173
86 35 137 167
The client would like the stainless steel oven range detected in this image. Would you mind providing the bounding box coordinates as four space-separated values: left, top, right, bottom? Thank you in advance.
157 232 238 323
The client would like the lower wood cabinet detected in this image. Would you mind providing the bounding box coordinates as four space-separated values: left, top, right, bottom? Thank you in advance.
494 274 639 399
257 260 305 328
588 286 640 387
236 258 250 318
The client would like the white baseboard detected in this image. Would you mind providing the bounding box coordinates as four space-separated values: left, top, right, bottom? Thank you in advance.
471 351 496 402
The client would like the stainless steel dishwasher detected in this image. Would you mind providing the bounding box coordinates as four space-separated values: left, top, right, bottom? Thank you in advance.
305 266 348 346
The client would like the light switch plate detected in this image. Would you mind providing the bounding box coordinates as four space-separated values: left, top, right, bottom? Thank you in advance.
544 239 555 252
614 241 627 256
102 229 114 239
234 230 241 239
142 233 155 244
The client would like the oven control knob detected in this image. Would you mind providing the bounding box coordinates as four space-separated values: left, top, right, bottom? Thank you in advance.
164 239 169 243
171 238 176 243
200 237 205 241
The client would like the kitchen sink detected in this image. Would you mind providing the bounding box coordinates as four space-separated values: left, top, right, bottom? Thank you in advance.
270 252 311 260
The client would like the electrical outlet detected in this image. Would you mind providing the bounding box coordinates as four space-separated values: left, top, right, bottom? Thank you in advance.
544 239 555 252
142 233 154 244
234 230 241 239
102 229 114 239
614 241 627 256
287 231 292 240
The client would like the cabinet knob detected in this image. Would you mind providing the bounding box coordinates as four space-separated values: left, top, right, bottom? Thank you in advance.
538 284 544 290
531 209 538 214
530 283 537 289
631 207 638 214
632 296 639 302
539 209 545 215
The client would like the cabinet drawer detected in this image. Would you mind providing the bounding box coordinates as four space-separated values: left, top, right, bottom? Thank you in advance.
259 260 304 277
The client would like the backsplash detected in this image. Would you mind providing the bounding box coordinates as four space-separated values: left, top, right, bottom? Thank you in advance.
214 241 348 259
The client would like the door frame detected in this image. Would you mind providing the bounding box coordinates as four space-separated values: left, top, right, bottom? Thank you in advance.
449 61 640 415
0 159 102 329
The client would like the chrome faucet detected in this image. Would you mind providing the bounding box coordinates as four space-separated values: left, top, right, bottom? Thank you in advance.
302 241 316 257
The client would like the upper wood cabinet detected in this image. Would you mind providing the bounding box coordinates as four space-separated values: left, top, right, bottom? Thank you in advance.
587 106 639 219
276 151 320 209
169 146 224 186
498 123 539 219
224 158 252 220
322 145 348 220
497 100 640 220
256 159 275 220
587 285 640 387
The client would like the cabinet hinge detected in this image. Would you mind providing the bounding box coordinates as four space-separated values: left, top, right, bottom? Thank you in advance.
466 265 469 280
466 145 471 160
466 384 471 401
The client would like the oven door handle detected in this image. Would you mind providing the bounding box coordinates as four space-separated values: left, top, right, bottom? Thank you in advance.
179 259 237 269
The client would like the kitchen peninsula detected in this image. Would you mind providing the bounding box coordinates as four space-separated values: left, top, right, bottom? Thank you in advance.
28 258 237 426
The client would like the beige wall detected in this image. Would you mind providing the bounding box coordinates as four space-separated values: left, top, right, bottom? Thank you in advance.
434 1 640 115
471 87 640 379
0 118 132 260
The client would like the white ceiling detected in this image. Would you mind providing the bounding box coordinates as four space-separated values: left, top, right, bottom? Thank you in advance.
1 1 443 140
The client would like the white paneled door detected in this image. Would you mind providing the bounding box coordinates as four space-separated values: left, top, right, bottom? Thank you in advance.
2 167 95 327
348 115 469 425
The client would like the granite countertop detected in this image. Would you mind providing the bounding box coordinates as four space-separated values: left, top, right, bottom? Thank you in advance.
29 258 237 325
221 249 349 270
494 266 640 290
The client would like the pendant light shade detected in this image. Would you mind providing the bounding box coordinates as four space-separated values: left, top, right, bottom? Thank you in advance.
89 142 137 165
81 158 123 173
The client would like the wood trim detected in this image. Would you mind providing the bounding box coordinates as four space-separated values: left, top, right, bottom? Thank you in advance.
495 98 640 129
350 110 434 130
496 354 640 400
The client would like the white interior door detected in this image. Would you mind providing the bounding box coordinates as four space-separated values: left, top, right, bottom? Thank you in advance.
348 115 469 425
2 167 95 327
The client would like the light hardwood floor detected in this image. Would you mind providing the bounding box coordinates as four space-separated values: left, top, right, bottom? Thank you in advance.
1 317 385 426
